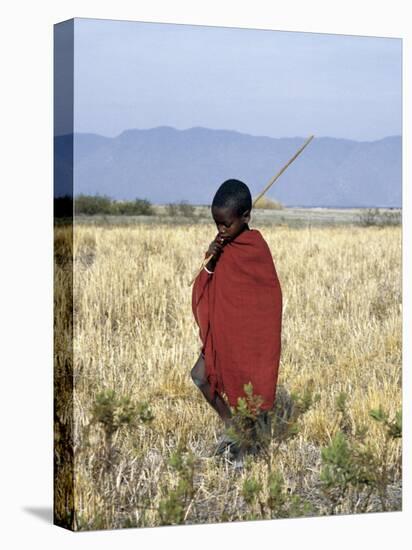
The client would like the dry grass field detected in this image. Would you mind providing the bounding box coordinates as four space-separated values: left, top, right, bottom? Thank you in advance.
54 219 402 530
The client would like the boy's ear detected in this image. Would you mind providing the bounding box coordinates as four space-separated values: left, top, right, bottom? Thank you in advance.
242 210 251 222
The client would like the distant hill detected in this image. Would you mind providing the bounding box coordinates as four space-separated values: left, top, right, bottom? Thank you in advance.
54 127 402 207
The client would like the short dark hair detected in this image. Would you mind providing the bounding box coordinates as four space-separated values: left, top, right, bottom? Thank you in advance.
211 179 252 217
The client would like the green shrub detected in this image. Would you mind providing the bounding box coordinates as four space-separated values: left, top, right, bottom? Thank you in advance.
89 389 154 468
114 198 154 215
241 467 312 520
75 194 113 215
358 208 401 227
158 445 196 525
225 382 320 464
178 200 195 217
74 194 154 215
166 203 180 216
320 396 402 514
230 383 315 520
166 200 195 217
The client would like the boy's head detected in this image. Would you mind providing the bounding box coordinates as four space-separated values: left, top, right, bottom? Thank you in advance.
211 179 252 242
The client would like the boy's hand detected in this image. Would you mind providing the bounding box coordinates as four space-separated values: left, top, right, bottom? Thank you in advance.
207 234 226 259
205 234 226 270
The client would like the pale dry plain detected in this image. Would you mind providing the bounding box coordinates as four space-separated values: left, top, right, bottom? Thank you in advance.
56 215 402 529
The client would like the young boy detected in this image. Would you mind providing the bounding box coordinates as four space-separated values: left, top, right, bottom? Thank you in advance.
191 179 282 462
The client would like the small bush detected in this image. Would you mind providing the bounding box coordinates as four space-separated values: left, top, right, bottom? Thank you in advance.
380 210 402 226
88 389 154 468
320 395 402 514
75 194 113 215
166 203 180 216
226 381 319 462
178 200 195 217
158 445 196 525
74 194 154 216
358 208 401 227
113 198 154 215
240 467 312 520
253 196 284 210
166 201 196 217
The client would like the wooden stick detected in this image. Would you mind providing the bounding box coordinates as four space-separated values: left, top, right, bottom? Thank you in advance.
188 135 314 286
252 135 314 207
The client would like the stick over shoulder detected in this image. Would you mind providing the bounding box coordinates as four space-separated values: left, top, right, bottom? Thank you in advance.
188 135 314 286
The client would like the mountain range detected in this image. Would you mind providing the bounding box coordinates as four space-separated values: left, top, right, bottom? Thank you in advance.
54 127 402 207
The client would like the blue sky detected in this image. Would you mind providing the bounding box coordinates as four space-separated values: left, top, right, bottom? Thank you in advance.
73 18 401 141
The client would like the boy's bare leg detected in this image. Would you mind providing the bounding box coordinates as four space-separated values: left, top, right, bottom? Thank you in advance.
191 352 232 426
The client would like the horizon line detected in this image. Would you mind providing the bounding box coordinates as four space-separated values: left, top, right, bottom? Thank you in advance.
61 125 402 143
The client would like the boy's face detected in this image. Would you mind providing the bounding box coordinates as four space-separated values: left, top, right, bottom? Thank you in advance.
212 205 251 243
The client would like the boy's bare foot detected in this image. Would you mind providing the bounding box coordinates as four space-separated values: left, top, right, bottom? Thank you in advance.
213 432 236 456
228 442 246 470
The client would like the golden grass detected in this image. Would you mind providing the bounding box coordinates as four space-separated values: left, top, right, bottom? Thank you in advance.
56 222 401 528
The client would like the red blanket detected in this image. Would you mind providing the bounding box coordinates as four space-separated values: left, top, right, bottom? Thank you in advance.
192 228 282 412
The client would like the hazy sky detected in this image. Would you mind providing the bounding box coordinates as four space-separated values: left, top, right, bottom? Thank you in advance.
73 18 402 141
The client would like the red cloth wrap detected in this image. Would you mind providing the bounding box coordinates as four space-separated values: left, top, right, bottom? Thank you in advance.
191 229 282 411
